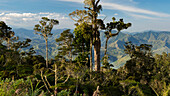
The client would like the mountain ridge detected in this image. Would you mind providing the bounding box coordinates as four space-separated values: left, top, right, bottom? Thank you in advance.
13 28 170 68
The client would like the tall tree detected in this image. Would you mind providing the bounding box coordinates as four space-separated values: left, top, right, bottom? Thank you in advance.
70 0 131 71
123 42 155 84
84 0 103 71
0 21 18 49
69 9 93 72
55 29 74 95
56 29 74 63
73 22 92 70
102 17 131 68
104 17 131 56
34 17 59 68
84 0 131 71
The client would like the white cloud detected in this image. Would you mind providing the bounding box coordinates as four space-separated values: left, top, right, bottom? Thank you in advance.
0 12 5 16
102 2 170 17
99 14 106 17
5 13 37 18
57 0 83 3
128 14 159 20
114 13 118 16
57 0 170 18
0 12 74 29
126 19 170 32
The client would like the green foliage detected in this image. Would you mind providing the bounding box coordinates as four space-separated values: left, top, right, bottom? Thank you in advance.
11 38 32 52
0 46 43 78
28 79 45 96
101 55 114 70
57 89 70 96
0 78 44 96
69 10 89 24
0 21 18 49
34 17 59 38
121 42 155 83
34 17 59 68
0 21 38 79
149 52 170 96
56 29 74 60
119 79 156 96
100 85 124 96
32 55 46 75
73 22 91 53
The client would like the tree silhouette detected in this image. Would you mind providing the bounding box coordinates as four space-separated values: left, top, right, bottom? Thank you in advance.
84 0 103 71
56 29 74 63
102 17 131 69
0 21 18 49
123 42 155 83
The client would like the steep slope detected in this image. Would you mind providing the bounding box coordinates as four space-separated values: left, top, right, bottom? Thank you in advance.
13 28 170 68
14 28 68 58
103 31 170 68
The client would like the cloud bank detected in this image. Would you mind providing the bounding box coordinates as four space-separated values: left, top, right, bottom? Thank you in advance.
0 12 73 29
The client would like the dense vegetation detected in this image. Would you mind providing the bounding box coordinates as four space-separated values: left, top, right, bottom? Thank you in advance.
0 0 169 96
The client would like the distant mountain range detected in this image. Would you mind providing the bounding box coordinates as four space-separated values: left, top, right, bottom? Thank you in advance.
13 28 170 68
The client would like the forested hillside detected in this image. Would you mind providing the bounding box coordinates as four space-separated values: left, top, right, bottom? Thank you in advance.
14 28 170 68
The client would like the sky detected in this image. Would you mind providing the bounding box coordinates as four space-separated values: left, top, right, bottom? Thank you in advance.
0 0 170 32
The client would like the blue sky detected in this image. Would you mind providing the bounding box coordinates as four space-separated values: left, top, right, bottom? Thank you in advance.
0 0 170 32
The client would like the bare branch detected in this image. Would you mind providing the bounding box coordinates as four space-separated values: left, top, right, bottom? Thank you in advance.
40 71 52 94
44 75 52 88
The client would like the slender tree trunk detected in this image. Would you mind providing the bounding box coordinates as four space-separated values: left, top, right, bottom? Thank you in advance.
7 38 10 50
89 0 101 71
55 64 57 96
93 21 100 71
45 76 51 88
103 37 110 66
90 37 93 72
104 37 110 56
75 77 79 95
41 71 51 94
94 38 101 71
70 42 72 64
45 39 48 68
